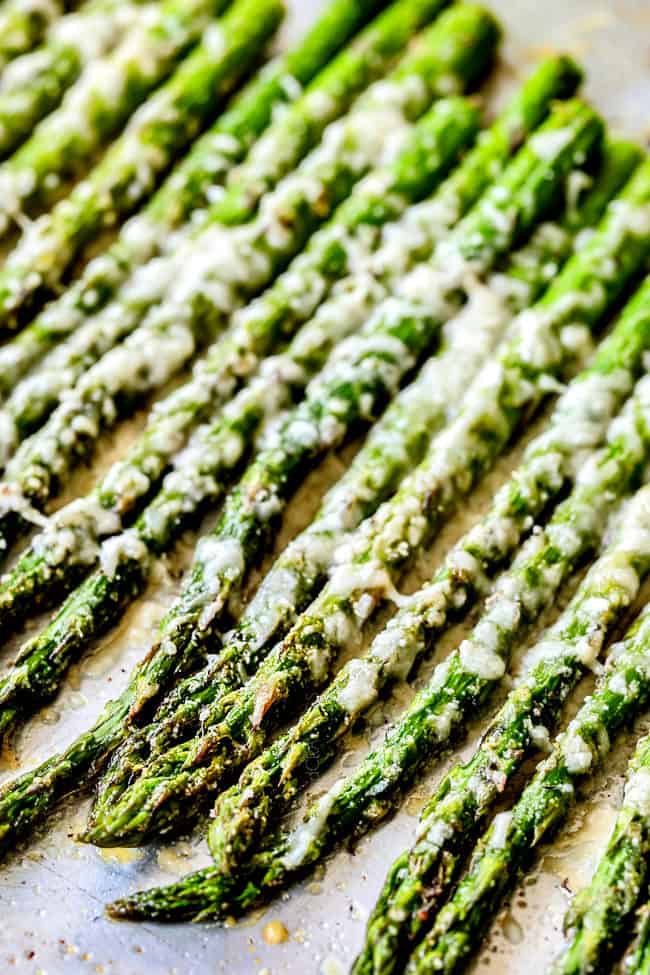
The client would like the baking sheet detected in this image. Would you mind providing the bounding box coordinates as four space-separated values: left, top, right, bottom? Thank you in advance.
1 2 650 973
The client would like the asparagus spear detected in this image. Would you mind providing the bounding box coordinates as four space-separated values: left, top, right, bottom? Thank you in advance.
84 100 608 845
0 0 497 459
99 330 650 849
86 116 646 829
98 140 640 793
0 0 287 333
352 300 650 975
220 52 583 420
0 63 582 857
0 0 452 330
404 543 650 975
0 0 70 69
0 44 565 515
552 736 650 974
0 6 498 557
198 237 650 887
0 11 495 704
0 0 397 396
622 901 650 974
0 0 233 247
105 481 650 921
0 0 150 160
0 97 480 652
0 100 482 742
288 151 648 659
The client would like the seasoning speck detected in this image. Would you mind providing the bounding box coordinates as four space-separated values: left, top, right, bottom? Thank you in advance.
321 956 345 975
262 920 289 945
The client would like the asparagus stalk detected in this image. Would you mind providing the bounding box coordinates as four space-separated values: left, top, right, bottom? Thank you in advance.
221 52 583 427
0 0 71 69
622 901 650 974
0 100 482 742
0 0 396 396
267 150 648 677
0 0 452 331
0 6 499 561
83 100 608 845
199 230 650 887
0 0 232 247
91 169 650 848
105 481 650 921
0 96 480 647
351 306 650 975
404 545 650 975
552 735 650 974
97 140 640 795
0 63 581 857
109 488 650 924
213 390 650 885
0 0 149 160
0 0 287 333
0 44 566 519
0 0 497 459
102 332 650 850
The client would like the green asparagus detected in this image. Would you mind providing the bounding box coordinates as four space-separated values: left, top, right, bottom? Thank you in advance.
0 98 482 742
552 733 650 974
0 0 71 69
0 59 583 858
219 52 583 427
622 901 650 974
0 0 149 160
0 0 232 246
403 535 650 975
268 151 648 690
199 256 650 891
0 0 395 396
0 97 481 651
104 481 650 921
101 329 650 849
351 297 650 975
0 12 490 692
1 44 567 526
0 0 287 332
96 140 640 798
0 0 496 461
0 0 452 327
0 6 499 555
84 100 610 845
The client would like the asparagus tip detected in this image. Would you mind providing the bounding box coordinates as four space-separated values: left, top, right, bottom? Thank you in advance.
105 867 228 923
